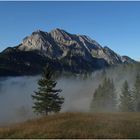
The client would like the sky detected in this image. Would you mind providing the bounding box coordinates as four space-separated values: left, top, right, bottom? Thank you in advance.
0 1 140 60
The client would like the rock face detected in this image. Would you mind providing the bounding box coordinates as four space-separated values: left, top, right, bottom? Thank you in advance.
0 28 136 76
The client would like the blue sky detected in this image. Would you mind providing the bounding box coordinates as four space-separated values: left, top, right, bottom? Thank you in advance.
0 1 140 60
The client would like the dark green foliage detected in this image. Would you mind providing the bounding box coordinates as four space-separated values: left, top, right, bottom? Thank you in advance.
133 74 140 111
90 77 116 112
32 65 64 115
119 81 134 112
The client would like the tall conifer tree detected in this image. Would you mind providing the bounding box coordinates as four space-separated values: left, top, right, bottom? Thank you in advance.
119 80 134 112
32 65 64 115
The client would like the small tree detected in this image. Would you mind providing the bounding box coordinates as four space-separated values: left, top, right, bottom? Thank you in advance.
32 65 64 115
119 80 134 112
133 74 140 111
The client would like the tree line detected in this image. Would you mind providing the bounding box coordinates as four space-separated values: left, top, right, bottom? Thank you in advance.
90 74 140 112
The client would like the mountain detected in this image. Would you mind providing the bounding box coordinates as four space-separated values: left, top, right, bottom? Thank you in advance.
0 28 136 76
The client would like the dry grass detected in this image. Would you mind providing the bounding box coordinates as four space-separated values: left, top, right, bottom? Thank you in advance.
0 112 140 138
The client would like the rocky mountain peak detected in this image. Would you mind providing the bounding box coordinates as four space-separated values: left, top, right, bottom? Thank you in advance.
121 56 136 63
19 30 51 52
32 29 44 34
0 28 136 76
104 46 110 50
50 28 65 33
49 28 73 41
16 28 135 64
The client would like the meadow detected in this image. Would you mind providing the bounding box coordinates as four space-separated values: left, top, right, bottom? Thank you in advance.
0 112 140 139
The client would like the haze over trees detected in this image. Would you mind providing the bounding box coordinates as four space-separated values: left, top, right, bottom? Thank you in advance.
90 70 140 112
90 77 116 112
32 65 64 115
119 81 134 112
119 74 140 112
0 62 140 125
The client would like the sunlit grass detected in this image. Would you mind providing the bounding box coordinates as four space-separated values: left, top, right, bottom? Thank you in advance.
0 112 140 138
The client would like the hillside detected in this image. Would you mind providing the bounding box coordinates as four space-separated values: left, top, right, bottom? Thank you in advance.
0 28 136 76
0 112 140 139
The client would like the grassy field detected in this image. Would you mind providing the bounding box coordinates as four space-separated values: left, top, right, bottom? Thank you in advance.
0 112 140 138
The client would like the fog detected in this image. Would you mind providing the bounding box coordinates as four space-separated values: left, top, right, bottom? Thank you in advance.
0 64 139 125
0 76 39 125
0 75 97 125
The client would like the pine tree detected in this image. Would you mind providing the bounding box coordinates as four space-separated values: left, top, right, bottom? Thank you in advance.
133 74 140 111
107 79 117 111
90 77 116 112
119 80 134 112
32 65 64 115
90 84 104 112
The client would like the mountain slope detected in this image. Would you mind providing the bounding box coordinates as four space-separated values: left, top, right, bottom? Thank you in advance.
0 28 136 76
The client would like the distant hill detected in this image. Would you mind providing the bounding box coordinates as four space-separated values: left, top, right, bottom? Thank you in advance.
0 28 136 76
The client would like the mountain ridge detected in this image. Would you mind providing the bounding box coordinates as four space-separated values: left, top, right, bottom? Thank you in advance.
0 28 136 76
